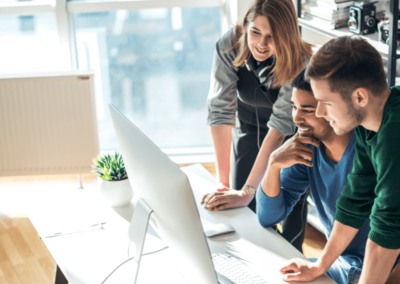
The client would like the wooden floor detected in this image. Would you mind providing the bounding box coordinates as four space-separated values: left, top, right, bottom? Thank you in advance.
0 173 99 284
0 216 55 284
0 163 327 284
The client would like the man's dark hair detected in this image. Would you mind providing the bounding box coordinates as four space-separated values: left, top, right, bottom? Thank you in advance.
291 69 312 93
305 36 388 101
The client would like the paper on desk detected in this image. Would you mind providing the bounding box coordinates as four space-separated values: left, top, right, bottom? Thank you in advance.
28 187 111 238
37 216 109 238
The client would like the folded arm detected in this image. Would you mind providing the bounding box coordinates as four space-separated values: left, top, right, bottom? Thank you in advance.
256 133 317 226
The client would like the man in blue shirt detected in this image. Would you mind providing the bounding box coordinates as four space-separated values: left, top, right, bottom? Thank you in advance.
256 69 377 284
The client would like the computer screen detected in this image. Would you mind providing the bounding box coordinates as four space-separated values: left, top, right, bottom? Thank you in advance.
109 104 219 284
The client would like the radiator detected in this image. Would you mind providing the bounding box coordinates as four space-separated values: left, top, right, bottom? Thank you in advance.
0 72 99 176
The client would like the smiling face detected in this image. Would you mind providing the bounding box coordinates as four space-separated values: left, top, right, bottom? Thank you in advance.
247 16 275 61
311 79 364 136
291 88 333 141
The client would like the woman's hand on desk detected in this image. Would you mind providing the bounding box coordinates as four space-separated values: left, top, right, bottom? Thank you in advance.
216 182 230 192
201 189 253 211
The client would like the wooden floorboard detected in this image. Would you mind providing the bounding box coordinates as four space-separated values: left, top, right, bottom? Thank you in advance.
8 227 34 259
0 275 10 284
0 261 22 284
14 256 50 284
38 257 55 283
0 163 327 284
303 224 326 258
0 233 24 266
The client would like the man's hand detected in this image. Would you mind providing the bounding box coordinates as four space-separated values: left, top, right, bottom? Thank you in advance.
280 258 326 282
201 189 253 211
269 133 319 169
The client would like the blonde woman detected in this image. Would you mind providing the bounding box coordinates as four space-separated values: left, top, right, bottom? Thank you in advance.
203 0 312 251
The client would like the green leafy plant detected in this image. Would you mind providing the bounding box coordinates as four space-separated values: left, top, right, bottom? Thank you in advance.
92 152 128 181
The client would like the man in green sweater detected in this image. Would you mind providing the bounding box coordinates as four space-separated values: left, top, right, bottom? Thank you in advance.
279 36 400 283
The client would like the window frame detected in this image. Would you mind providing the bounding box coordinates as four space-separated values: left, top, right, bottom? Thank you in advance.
0 1 55 16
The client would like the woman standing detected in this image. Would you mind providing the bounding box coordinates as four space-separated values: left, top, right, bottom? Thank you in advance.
203 0 312 251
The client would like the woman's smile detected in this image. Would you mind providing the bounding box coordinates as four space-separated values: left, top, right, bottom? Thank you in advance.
255 46 268 54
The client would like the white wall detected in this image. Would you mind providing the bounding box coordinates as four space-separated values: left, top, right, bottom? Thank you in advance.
301 28 331 46
221 0 253 33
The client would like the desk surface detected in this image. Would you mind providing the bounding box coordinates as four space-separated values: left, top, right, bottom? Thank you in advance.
28 165 335 284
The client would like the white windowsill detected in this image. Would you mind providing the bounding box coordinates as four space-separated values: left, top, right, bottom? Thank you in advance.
67 0 222 14
0 1 55 16
101 147 216 165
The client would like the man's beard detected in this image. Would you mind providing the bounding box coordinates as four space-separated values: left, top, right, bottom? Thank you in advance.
336 101 364 135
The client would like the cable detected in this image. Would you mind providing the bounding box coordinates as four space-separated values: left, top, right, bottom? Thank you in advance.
254 87 261 150
101 256 136 284
253 61 280 233
253 63 274 151
289 188 309 245
101 243 169 284
255 72 280 233
127 241 168 259
128 241 132 258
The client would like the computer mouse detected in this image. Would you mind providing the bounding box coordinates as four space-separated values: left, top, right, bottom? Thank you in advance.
204 223 235 237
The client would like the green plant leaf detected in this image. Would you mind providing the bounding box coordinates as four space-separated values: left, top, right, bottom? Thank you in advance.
91 152 127 181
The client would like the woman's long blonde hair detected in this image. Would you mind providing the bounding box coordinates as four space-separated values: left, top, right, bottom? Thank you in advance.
231 0 313 87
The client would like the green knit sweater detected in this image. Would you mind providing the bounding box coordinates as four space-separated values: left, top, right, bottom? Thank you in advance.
335 86 400 249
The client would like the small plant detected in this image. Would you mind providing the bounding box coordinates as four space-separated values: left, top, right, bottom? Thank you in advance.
92 152 128 181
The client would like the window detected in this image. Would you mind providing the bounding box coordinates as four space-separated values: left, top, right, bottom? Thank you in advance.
0 14 60 74
0 0 238 160
73 7 221 150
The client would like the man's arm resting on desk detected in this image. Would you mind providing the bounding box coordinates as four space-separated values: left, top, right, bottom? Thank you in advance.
358 239 400 284
256 165 286 227
280 221 358 282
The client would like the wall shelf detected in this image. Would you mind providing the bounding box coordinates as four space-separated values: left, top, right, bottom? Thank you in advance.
298 17 400 58
297 0 400 86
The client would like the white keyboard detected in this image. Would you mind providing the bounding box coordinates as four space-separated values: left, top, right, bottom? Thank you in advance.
212 253 269 284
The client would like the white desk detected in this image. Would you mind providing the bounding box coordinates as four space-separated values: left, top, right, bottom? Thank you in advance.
28 165 335 284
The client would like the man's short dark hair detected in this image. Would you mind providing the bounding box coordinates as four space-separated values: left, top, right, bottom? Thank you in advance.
305 36 388 101
291 69 312 93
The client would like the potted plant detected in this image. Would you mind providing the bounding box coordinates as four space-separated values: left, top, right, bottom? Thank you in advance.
92 152 133 207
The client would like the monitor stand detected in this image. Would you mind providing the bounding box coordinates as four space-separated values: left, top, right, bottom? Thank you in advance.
128 198 154 284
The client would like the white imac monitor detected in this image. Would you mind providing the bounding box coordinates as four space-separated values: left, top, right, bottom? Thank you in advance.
109 104 219 284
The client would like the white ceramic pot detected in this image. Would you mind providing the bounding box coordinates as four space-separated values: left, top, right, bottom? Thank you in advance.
98 177 133 207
